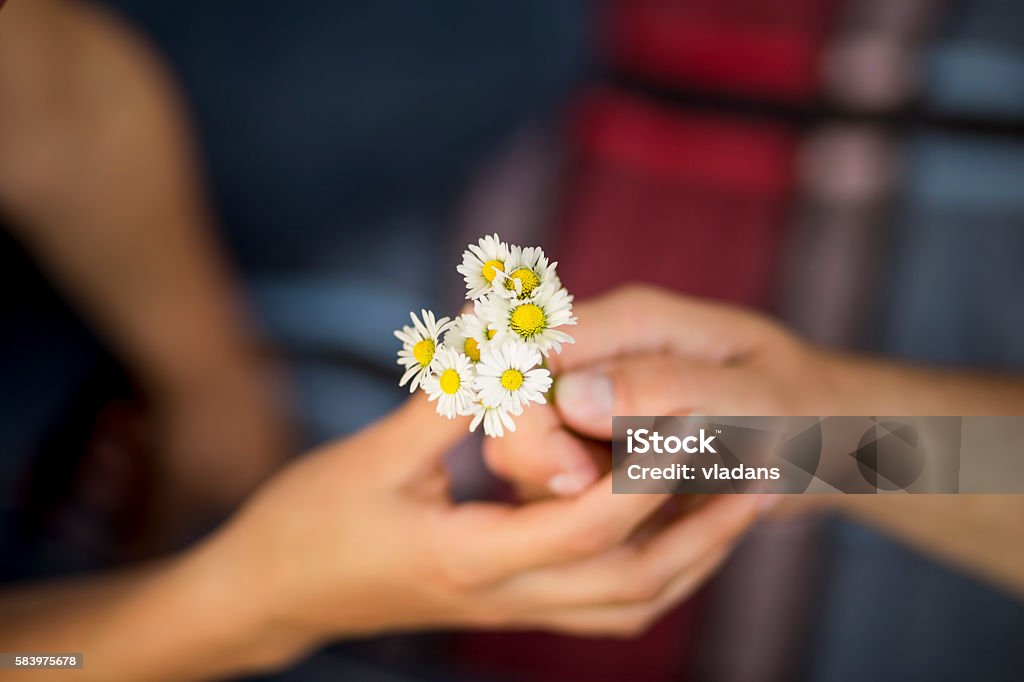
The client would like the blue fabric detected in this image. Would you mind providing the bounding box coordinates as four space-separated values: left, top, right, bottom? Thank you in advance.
245 214 446 442
248 267 438 441
926 0 1024 118
104 0 588 273
927 46 1024 118
804 518 1024 682
879 134 1024 369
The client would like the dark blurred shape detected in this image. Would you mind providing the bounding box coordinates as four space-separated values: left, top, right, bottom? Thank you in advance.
0 229 136 583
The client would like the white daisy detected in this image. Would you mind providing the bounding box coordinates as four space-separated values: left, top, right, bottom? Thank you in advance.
421 348 477 418
456 233 510 300
395 309 452 392
468 400 522 438
492 244 560 300
474 341 552 413
443 309 494 362
481 282 577 356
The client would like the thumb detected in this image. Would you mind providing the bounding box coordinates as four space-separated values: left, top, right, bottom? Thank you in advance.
364 392 472 476
554 354 736 439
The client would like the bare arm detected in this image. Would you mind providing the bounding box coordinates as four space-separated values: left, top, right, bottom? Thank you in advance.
808 352 1024 598
490 286 1024 598
0 549 282 682
0 0 247 395
0 394 767 680
0 0 287 513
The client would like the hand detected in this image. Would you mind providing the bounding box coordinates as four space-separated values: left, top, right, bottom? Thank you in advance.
193 392 766 667
478 285 1024 602
485 284 837 495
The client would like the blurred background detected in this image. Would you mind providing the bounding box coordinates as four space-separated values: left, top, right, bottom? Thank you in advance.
2 0 1024 680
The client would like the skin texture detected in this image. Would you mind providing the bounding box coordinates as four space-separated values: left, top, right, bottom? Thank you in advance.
487 284 1024 598
0 0 289 525
0 395 768 681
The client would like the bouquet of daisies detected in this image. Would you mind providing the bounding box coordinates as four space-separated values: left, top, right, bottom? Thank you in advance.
395 234 577 437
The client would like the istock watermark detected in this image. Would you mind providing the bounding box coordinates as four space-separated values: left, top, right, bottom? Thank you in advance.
625 428 719 455
612 416 1024 494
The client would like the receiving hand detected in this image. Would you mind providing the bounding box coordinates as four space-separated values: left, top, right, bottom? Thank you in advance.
485 284 836 495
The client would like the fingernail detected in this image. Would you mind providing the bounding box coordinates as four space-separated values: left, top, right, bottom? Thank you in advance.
557 370 615 421
548 471 593 496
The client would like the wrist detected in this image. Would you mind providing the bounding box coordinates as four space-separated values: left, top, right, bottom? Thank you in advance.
172 532 316 676
82 545 299 681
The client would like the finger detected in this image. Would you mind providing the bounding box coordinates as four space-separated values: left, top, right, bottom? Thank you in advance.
555 354 748 439
502 494 763 609
483 402 601 497
523 544 732 639
445 474 669 583
548 285 769 376
360 392 471 477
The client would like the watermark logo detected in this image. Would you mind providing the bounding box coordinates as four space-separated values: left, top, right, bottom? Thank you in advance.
626 428 717 455
611 416 1023 494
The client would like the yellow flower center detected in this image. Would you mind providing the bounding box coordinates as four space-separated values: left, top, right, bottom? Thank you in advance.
500 369 524 391
481 259 504 283
486 328 497 340
509 303 546 338
439 368 461 394
504 267 541 298
412 338 435 367
463 337 481 362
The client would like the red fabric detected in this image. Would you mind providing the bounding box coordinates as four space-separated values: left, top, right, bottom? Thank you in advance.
606 0 839 101
454 602 702 682
558 90 794 307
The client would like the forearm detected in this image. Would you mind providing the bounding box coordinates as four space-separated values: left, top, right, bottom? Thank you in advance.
819 495 1024 600
823 348 1024 416
789 346 1024 595
0 0 261 397
0 539 301 682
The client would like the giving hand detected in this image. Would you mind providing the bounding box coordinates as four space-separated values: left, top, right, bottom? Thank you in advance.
192 391 765 666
